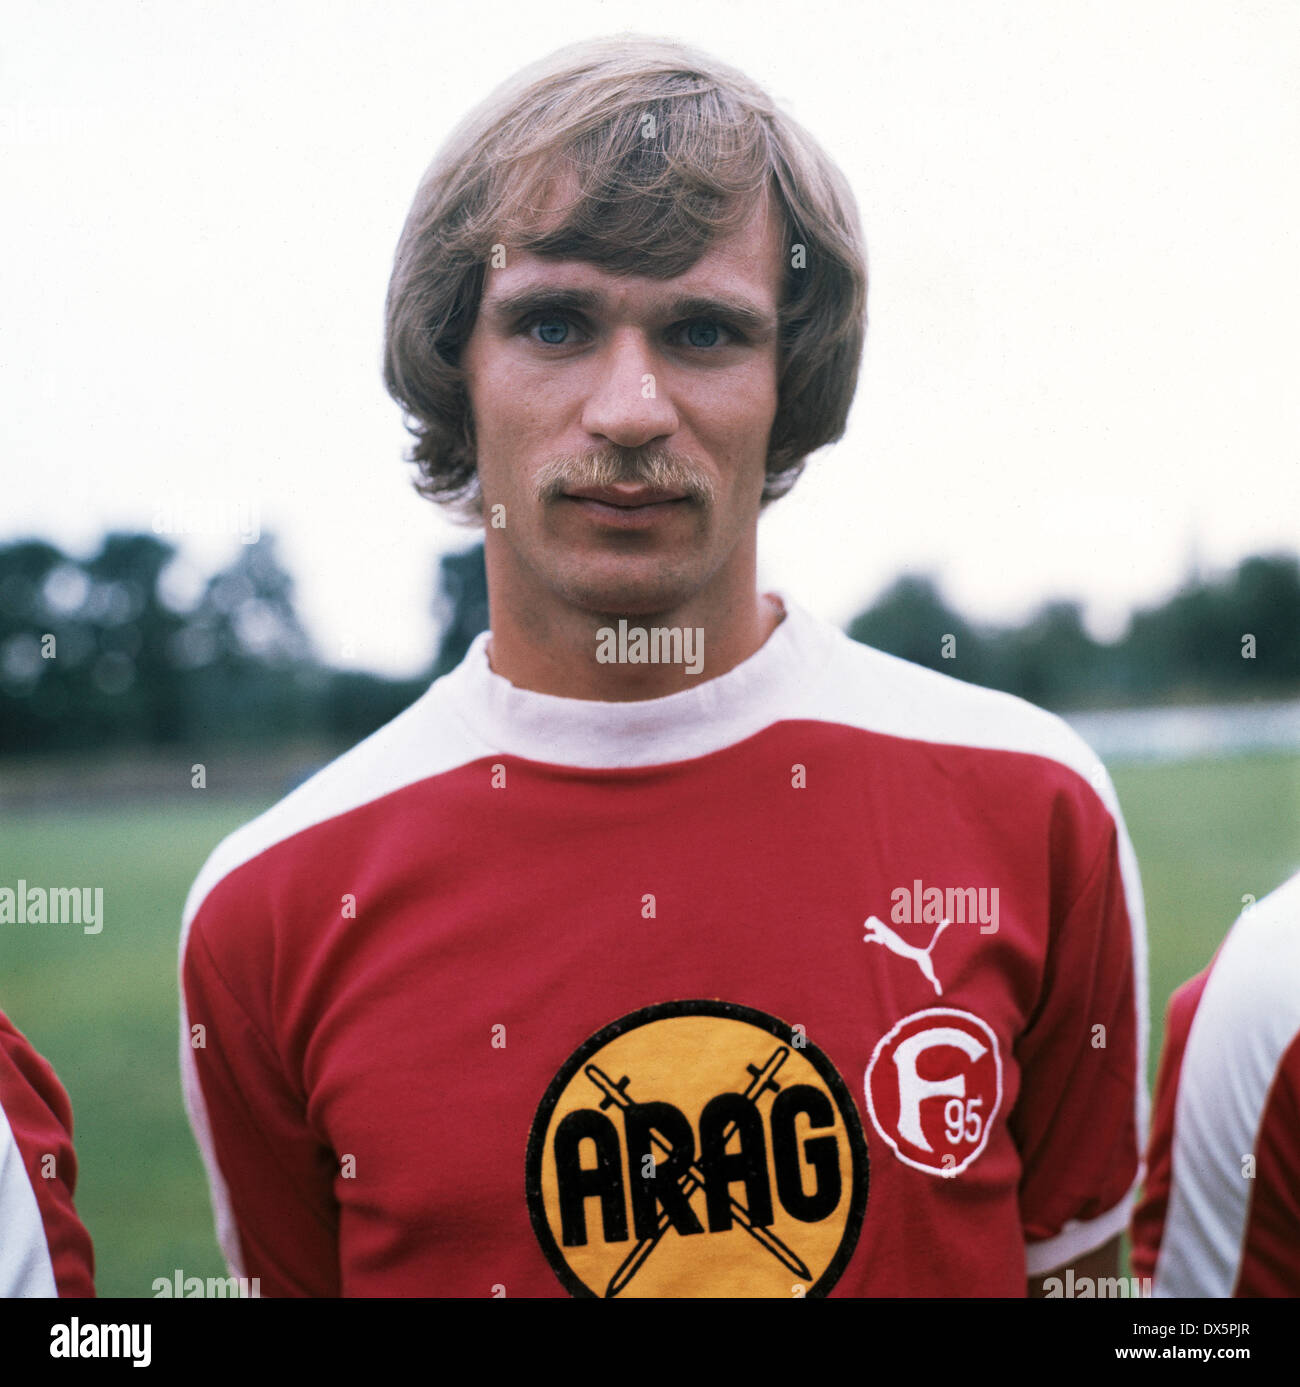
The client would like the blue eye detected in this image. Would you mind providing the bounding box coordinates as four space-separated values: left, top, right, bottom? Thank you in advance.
532 317 570 344
685 321 721 348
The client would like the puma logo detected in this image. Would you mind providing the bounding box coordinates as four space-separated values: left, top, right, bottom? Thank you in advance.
862 915 950 996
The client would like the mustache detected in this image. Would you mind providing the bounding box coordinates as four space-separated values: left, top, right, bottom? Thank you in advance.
532 448 716 507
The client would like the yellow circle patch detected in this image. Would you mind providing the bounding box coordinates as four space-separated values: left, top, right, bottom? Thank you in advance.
525 1001 869 1297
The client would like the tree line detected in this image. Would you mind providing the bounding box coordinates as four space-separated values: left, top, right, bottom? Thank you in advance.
0 533 1296 756
846 555 1300 710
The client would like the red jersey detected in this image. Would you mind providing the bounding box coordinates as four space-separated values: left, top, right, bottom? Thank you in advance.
0 1009 95 1296
180 594 1147 1297
1131 870 1300 1296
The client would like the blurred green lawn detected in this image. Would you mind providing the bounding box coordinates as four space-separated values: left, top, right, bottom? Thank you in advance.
2 751 1298 1296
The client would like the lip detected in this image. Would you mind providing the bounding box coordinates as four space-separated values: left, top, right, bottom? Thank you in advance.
563 486 688 507
561 490 689 529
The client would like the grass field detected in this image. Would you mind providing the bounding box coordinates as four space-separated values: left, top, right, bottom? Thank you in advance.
2 751 1299 1296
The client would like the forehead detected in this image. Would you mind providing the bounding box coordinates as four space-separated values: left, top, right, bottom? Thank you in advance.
481 195 786 311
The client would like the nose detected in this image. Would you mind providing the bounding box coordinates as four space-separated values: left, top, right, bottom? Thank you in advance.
579 328 680 449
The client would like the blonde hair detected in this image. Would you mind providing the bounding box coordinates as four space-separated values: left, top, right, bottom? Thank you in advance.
383 34 867 516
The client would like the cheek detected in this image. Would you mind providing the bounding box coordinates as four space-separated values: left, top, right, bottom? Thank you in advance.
466 360 521 463
478 351 554 434
691 368 779 453
466 365 559 504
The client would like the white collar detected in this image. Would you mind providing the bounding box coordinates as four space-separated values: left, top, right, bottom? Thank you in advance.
444 592 836 768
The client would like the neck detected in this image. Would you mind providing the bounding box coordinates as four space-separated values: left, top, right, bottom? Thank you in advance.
485 583 784 701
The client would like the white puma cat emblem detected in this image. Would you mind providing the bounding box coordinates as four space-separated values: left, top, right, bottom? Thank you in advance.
862 915 950 996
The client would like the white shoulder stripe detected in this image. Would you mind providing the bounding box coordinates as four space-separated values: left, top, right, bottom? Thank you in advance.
1153 869 1300 1296
181 678 488 933
0 1097 58 1296
804 630 1114 788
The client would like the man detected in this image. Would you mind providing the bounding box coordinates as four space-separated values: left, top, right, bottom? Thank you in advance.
0 1007 95 1296
180 35 1147 1297
1131 870 1300 1296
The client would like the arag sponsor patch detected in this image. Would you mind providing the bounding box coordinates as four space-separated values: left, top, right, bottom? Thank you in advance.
525 1000 869 1297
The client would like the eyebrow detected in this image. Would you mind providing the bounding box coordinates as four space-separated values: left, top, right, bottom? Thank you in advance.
482 285 778 340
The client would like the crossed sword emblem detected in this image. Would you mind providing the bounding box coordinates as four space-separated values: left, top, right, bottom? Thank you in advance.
582 1046 814 1298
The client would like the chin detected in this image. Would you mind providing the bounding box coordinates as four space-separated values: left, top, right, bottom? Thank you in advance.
550 560 703 619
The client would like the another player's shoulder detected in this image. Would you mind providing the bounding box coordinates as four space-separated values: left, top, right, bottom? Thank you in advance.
1160 872 1300 1179
1235 867 1300 947
0 1008 71 1127
1161 963 1213 1053
809 618 1108 792
1143 869 1300 1295
0 1006 96 1297
182 657 485 930
1190 870 1300 1036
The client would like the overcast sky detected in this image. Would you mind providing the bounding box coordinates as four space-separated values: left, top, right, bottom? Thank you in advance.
5 0 1297 675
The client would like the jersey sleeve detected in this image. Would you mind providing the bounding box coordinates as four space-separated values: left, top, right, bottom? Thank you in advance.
0 1010 96 1297
181 904 341 1297
1129 968 1209 1282
1131 881 1300 1297
1237 1028 1300 1295
1013 800 1146 1278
